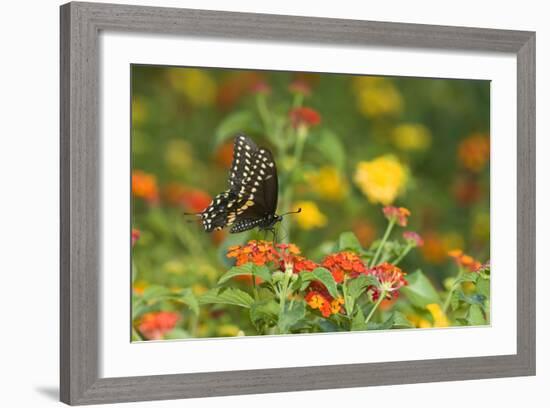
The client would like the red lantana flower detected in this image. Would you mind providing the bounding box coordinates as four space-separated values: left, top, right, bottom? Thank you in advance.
289 107 321 128
288 79 312 96
382 206 411 227
137 311 179 340
250 81 271 95
322 251 367 283
402 231 424 247
368 262 408 301
131 228 140 247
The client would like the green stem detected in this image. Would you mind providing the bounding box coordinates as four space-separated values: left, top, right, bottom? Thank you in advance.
278 267 293 334
443 266 465 313
391 243 413 266
364 290 386 326
370 220 395 267
280 126 308 242
257 94 271 131
342 276 353 319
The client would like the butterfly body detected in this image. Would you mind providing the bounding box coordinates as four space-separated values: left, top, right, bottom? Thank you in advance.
198 134 282 234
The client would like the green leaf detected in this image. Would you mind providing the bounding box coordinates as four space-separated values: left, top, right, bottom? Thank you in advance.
312 267 339 298
476 276 490 298
351 308 367 331
217 263 272 285
400 270 440 308
348 275 378 299
214 111 255 146
451 290 461 312
338 231 363 252
174 288 199 315
298 271 316 291
199 288 254 309
249 299 279 325
367 314 394 330
467 304 486 326
392 311 414 329
278 301 306 333
311 129 346 170
456 272 479 284
164 328 191 340
142 285 172 303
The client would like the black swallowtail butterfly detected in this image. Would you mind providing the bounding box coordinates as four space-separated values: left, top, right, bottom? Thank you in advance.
188 134 300 234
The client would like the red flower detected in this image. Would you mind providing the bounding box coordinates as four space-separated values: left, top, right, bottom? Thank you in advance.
163 183 212 213
288 79 312 96
137 311 179 340
131 228 140 247
402 231 424 247
368 262 408 300
289 107 321 128
322 251 367 283
382 206 411 227
250 81 271 95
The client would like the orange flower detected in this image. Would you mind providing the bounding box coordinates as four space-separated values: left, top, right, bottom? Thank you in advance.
137 311 179 340
382 206 411 227
448 249 482 272
402 231 424 247
322 251 367 283
132 170 159 204
131 228 140 247
305 291 332 318
420 231 447 264
368 262 408 300
289 107 321 128
226 240 278 266
458 133 490 172
214 140 235 169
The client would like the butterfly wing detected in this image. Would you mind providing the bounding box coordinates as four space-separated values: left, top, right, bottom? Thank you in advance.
229 147 279 233
199 135 279 233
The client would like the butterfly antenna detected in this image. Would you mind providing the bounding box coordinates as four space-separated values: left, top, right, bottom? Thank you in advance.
279 208 302 217
182 211 203 224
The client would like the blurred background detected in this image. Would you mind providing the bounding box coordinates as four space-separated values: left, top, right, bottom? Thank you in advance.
131 65 490 339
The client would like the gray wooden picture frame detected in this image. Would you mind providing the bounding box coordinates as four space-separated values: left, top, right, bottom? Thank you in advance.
60 1 536 405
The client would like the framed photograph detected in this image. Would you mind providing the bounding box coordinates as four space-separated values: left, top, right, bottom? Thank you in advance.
60 1 535 405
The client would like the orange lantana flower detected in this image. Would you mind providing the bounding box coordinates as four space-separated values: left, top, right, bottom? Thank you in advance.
448 249 482 272
132 170 159 204
321 251 367 283
382 206 411 227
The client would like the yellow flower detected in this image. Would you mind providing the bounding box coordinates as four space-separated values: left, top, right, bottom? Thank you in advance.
167 68 217 107
132 95 148 126
354 155 408 205
426 303 449 327
217 324 241 337
353 76 403 118
165 139 193 174
293 201 327 230
305 166 348 201
392 123 431 151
